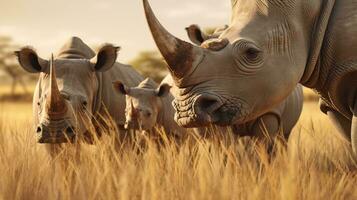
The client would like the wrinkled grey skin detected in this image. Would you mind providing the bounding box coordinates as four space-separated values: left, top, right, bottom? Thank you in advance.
15 37 143 144
186 25 304 139
143 0 357 155
113 77 186 136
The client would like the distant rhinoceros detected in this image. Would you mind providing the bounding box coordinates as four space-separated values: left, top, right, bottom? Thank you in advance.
113 77 186 136
142 0 357 154
15 37 143 144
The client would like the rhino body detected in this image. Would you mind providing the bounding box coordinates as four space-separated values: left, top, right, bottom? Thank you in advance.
113 76 186 136
16 37 143 143
142 0 357 154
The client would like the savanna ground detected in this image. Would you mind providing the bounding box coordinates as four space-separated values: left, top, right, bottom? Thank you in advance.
0 85 356 200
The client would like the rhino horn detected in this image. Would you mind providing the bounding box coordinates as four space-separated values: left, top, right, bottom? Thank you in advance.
143 0 203 79
46 54 67 119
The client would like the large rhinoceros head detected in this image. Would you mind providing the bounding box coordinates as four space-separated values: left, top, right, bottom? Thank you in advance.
143 0 330 127
16 37 119 143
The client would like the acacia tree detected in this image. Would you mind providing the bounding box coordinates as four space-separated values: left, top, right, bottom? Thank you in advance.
0 36 29 95
129 51 168 83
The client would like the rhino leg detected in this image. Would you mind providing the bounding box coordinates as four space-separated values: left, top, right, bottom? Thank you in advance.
327 110 351 141
251 113 283 153
320 98 351 140
252 113 281 139
351 99 357 156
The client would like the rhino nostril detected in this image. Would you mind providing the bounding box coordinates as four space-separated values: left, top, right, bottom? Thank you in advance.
197 96 222 113
193 94 223 122
145 111 152 117
200 99 219 109
36 126 42 133
65 126 74 134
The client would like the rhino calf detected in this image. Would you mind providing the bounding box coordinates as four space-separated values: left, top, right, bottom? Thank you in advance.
113 77 186 136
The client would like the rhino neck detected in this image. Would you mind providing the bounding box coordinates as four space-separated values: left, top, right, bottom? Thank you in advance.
300 0 336 90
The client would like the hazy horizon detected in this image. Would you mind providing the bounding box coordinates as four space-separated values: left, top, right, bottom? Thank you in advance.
0 0 230 62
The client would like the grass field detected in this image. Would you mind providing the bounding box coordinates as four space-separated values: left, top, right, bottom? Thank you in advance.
0 94 356 199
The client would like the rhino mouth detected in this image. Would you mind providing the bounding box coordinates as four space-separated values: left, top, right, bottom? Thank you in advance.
173 93 250 127
37 127 76 144
37 119 76 144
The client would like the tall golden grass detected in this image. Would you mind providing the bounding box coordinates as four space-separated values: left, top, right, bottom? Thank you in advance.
0 101 356 200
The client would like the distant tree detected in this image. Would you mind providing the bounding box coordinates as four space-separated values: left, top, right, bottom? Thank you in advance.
0 36 30 95
129 51 168 83
203 27 217 35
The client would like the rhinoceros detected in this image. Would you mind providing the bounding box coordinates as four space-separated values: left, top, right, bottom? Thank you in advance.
142 0 357 154
113 76 186 136
15 37 143 144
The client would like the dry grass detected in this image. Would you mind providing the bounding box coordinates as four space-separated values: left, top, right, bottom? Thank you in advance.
0 101 356 200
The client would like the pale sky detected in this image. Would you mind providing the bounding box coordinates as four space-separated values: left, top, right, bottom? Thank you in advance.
0 0 230 62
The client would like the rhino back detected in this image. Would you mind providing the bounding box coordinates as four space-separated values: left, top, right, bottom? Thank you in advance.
100 63 144 126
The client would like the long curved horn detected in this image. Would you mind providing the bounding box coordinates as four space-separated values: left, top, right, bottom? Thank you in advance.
46 54 67 119
143 0 203 79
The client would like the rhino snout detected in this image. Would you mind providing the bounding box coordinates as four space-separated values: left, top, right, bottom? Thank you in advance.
174 93 224 127
174 93 248 127
36 122 75 144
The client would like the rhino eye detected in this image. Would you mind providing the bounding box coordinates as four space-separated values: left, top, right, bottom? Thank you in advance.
245 48 261 60
233 40 264 73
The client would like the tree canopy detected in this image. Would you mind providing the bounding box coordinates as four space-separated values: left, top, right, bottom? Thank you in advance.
129 50 168 83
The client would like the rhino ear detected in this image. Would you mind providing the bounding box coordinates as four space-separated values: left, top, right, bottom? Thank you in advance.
113 81 130 95
91 44 120 72
156 83 171 97
15 47 48 73
185 24 207 45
